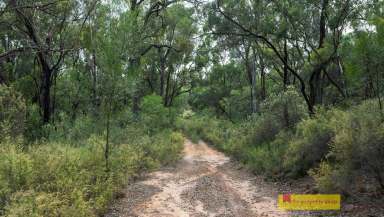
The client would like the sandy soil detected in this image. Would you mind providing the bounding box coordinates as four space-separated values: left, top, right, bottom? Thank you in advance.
105 140 288 217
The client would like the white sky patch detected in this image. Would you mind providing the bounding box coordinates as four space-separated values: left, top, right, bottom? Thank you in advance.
0 1 5 9
101 0 128 16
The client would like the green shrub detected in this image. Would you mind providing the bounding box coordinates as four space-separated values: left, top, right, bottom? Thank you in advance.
202 118 228 147
180 95 384 195
181 109 195 119
220 87 252 120
43 115 100 145
261 86 308 129
242 114 282 146
23 104 43 141
0 126 184 216
4 190 92 217
144 131 184 166
141 94 175 133
0 85 26 141
309 162 338 193
0 144 32 214
176 114 210 143
311 100 384 193
229 87 308 168
284 110 334 177
246 131 291 178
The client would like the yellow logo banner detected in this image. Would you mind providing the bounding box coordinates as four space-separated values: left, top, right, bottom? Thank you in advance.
278 194 341 211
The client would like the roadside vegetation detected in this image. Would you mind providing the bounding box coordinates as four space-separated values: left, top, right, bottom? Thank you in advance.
179 98 384 196
1 87 183 216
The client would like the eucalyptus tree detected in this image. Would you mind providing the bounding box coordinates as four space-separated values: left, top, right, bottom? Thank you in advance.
205 0 370 114
0 0 98 123
133 3 198 107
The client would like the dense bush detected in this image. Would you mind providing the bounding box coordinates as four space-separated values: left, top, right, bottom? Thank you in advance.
220 88 252 120
143 131 184 166
260 86 308 129
141 94 177 133
0 85 26 141
244 131 291 178
0 129 184 216
24 104 43 142
0 94 186 215
311 101 384 193
180 97 384 194
42 114 99 145
176 112 219 143
284 110 334 178
0 96 184 217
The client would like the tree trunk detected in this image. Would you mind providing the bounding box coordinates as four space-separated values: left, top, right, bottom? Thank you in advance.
40 61 52 123
308 0 329 110
0 66 7 85
132 92 140 121
13 2 54 123
250 47 258 114
91 52 99 110
251 70 257 114
52 73 57 124
283 39 291 128
105 101 111 173
337 56 348 97
158 48 169 98
159 58 165 97
260 56 266 100
244 45 257 114
283 39 290 88
164 67 172 107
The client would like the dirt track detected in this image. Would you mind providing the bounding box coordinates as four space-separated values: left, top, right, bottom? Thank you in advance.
105 140 288 217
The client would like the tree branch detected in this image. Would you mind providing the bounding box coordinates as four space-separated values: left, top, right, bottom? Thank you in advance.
214 0 313 113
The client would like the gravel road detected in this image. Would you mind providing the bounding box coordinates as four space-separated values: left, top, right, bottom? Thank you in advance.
105 140 288 217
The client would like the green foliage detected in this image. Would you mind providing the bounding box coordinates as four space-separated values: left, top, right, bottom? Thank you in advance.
176 112 206 143
176 110 229 145
24 104 43 142
143 131 184 166
220 87 252 120
261 86 308 128
244 131 291 178
0 125 184 216
311 101 384 193
284 110 334 178
343 28 384 99
0 85 26 141
180 97 384 194
309 162 338 193
141 94 176 133
42 115 100 145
